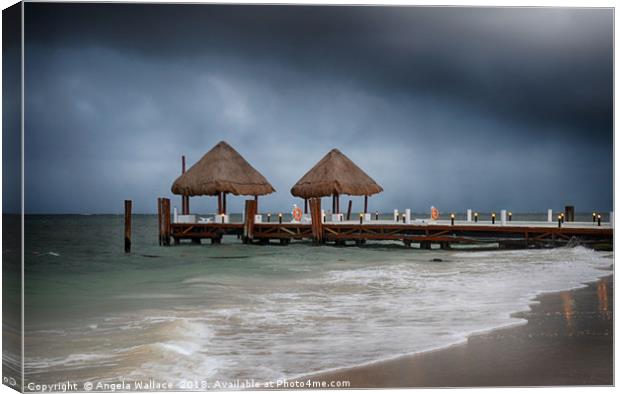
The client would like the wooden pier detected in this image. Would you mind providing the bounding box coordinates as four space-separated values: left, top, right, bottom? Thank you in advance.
158 198 613 249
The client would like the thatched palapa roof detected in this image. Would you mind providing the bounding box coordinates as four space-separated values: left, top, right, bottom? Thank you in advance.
290 149 383 198
171 141 275 196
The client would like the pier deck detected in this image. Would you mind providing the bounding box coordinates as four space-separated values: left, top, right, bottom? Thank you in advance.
156 197 612 249
168 219 612 248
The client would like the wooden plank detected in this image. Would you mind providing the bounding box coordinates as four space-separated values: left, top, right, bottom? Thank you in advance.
181 226 195 235
324 227 339 235
280 226 297 235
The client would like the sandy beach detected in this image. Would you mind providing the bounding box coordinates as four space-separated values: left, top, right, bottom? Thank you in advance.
308 273 613 388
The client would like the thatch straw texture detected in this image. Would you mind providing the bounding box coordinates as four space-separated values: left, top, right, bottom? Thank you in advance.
171 141 275 196
290 149 383 198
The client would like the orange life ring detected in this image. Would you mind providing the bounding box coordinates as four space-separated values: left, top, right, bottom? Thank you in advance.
431 207 440 220
292 207 303 221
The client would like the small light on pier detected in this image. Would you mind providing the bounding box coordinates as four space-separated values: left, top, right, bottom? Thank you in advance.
359 212 363 225
598 214 602 226
267 212 271 223
593 212 597 223
278 213 283 224
375 211 379 221
492 213 496 225
560 213 565 223
558 214 562 228
508 212 512 221
450 213 455 225
474 212 478 223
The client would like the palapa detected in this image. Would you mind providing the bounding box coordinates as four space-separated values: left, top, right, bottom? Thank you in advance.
171 141 275 197
290 149 383 199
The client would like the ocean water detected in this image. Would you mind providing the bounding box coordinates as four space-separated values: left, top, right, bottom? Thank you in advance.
22 215 612 387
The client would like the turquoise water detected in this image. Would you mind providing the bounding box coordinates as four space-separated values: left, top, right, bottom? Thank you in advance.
22 215 612 388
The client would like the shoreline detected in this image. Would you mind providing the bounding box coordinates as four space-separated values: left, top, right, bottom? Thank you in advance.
299 273 613 388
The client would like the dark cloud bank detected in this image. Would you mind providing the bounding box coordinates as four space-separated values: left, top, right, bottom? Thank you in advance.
21 4 613 214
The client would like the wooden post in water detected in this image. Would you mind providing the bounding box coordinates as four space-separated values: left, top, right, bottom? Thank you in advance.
346 200 352 221
124 200 132 253
243 199 257 244
309 198 323 244
181 155 188 215
162 198 171 246
157 198 162 246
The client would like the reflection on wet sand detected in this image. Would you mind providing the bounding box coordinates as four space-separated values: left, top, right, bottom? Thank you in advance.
561 292 574 335
597 279 610 319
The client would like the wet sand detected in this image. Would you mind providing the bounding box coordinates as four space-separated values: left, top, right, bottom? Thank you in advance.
309 274 613 387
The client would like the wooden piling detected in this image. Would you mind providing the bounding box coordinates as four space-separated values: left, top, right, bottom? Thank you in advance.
124 200 132 253
309 198 324 244
157 197 162 246
346 200 352 220
364 195 368 214
243 199 257 244
162 198 171 246
181 155 188 215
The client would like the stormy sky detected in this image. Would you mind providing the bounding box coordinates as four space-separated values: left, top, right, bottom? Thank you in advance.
20 3 613 214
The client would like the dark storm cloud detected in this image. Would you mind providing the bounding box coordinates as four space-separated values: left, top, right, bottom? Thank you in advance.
21 4 613 214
